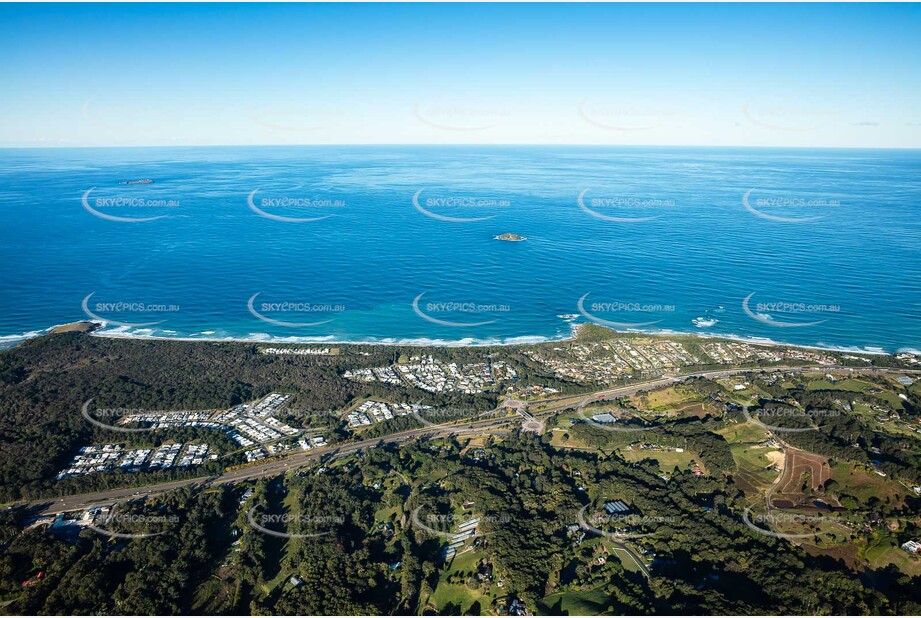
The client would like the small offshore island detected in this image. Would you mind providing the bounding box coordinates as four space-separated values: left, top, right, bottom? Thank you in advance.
494 232 526 241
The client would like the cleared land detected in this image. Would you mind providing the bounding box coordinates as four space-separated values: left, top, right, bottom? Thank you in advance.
772 448 831 507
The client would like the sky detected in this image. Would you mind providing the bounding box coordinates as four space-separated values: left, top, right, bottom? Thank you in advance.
0 2 919 148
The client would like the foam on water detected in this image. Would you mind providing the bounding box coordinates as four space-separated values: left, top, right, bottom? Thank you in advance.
1 145 918 353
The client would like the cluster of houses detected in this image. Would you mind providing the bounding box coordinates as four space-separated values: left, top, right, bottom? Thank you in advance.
178 443 210 467
527 337 839 385
252 393 291 416
297 435 327 450
260 347 332 356
244 447 268 462
148 443 183 468
343 365 403 385
345 356 516 394
442 516 480 562
401 357 490 393
347 400 429 428
243 434 329 463
117 410 213 427
506 384 559 399
528 340 703 384
56 442 214 479
116 393 300 449
702 342 834 366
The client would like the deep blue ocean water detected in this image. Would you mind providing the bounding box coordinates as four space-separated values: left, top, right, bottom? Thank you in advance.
0 146 918 352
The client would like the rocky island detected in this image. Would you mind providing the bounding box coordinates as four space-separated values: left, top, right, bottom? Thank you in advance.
494 232 526 241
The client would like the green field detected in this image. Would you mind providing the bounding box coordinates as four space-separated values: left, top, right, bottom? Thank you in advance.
805 378 872 392
719 420 782 497
860 533 921 576
631 385 701 411
374 505 402 523
427 550 501 615
729 444 782 494
620 448 698 473
540 586 611 615
718 420 771 444
829 463 908 507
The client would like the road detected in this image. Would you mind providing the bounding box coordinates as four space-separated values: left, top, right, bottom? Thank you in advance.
24 363 913 516
611 542 651 578
26 418 513 516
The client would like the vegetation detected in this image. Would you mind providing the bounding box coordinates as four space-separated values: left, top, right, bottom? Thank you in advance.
0 332 919 615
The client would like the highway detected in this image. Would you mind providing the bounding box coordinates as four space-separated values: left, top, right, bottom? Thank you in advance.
26 417 514 516
24 363 914 517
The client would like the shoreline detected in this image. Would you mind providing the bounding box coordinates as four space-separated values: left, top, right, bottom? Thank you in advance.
2 320 911 358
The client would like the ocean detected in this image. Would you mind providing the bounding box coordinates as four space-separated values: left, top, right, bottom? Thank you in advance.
0 145 918 353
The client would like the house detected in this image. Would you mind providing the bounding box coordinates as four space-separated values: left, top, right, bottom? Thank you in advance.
603 500 630 515
508 598 529 616
591 413 617 424
901 540 921 554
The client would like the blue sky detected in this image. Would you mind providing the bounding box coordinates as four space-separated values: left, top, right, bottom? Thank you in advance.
1 3 919 148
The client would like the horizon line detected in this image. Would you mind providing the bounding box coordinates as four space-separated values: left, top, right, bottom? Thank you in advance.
3 143 921 151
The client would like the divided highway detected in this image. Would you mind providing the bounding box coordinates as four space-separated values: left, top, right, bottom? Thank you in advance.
24 364 913 516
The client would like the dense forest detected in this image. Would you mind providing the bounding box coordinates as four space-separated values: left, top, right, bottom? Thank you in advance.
0 333 516 501
2 434 919 615
1 330 920 615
